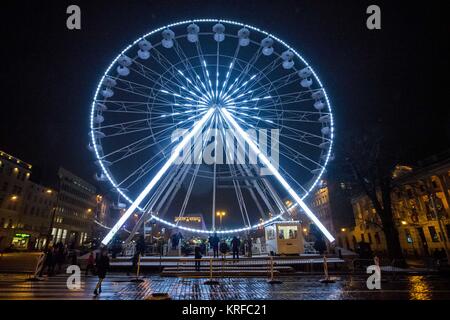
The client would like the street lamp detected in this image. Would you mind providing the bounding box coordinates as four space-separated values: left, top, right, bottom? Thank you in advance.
216 211 226 229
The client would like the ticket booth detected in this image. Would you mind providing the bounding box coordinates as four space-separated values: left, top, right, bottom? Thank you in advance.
265 221 304 255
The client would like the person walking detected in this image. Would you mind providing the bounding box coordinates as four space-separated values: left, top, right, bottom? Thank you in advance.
136 235 146 257
70 249 78 266
210 233 220 258
55 243 65 273
85 251 95 276
44 246 56 276
220 240 228 259
129 252 139 276
231 236 240 261
246 235 253 258
200 240 207 255
194 246 202 271
94 248 110 296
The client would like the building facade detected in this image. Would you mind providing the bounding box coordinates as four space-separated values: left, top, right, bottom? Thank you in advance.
300 179 354 241
51 167 97 247
337 154 450 258
0 150 56 250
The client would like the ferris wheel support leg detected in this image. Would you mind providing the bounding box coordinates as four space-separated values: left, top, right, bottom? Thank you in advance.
124 168 179 245
236 163 276 220
260 176 290 220
220 108 335 243
101 108 215 245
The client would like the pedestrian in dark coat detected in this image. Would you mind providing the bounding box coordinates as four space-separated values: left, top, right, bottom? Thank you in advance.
94 248 110 296
194 246 202 271
220 240 228 259
85 251 95 276
231 236 240 260
55 243 65 273
209 233 220 258
45 247 56 276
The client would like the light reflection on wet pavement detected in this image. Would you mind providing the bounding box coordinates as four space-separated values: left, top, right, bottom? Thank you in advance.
0 273 449 300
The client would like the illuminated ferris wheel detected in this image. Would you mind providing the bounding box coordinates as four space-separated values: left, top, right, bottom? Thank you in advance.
88 19 335 244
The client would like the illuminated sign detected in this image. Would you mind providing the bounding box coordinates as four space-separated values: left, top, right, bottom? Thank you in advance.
14 233 30 238
174 216 202 223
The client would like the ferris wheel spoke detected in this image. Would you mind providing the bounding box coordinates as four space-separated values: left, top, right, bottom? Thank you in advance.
218 41 241 99
224 57 282 102
278 165 309 195
120 145 179 191
150 47 198 89
195 41 215 99
128 64 206 105
101 110 208 139
222 45 262 99
109 75 161 98
227 110 329 141
215 41 220 100
242 72 307 102
226 111 328 152
131 59 207 102
240 89 315 106
143 67 210 106
109 135 174 166
110 85 169 103
115 141 175 188
227 108 324 124
281 133 328 150
99 133 154 160
228 97 315 114
172 39 211 97
96 117 153 130
278 122 330 141
102 108 203 117
239 61 294 97
120 110 213 190
220 51 277 103
131 55 205 108
151 47 210 101
277 145 323 170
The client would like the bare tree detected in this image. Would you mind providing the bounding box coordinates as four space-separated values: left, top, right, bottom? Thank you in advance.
342 128 404 261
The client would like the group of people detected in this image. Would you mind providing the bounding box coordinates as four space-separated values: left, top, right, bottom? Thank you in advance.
41 243 110 297
76 247 110 296
42 242 77 276
209 234 253 259
193 234 253 271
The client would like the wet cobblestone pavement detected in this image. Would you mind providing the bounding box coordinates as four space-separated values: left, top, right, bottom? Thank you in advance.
1 273 450 300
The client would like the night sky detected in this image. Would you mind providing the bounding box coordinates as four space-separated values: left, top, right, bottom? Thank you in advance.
0 0 448 192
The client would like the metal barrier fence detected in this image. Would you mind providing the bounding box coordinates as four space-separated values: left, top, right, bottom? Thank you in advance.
124 254 346 281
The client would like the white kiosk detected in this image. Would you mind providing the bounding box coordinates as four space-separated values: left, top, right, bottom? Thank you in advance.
265 221 304 255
